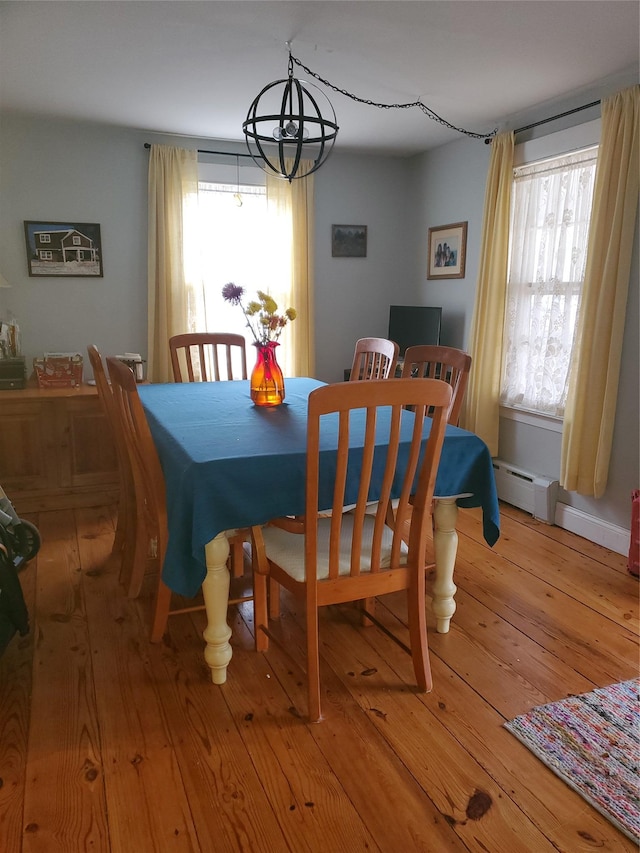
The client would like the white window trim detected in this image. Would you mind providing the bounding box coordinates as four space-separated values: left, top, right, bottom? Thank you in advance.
499 405 563 434
198 159 265 187
513 118 600 166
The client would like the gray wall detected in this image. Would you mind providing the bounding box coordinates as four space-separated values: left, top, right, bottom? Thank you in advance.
0 115 413 384
409 134 490 349
0 115 149 363
313 151 414 381
0 83 637 535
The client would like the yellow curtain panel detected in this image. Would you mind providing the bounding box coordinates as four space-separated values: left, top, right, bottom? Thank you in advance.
561 85 640 497
459 131 514 455
147 145 199 383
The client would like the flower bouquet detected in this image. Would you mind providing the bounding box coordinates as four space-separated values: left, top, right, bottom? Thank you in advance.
222 283 296 406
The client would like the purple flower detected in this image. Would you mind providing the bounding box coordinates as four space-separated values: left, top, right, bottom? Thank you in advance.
222 282 245 305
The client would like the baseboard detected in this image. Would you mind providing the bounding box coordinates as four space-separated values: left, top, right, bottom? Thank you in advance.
554 502 630 556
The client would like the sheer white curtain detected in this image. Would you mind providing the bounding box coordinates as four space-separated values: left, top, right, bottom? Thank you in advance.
189 183 289 327
188 162 314 378
500 147 597 416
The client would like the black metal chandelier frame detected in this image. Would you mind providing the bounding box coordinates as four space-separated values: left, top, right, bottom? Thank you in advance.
242 53 339 182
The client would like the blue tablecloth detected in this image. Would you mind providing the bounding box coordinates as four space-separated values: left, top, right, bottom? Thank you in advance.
139 378 500 597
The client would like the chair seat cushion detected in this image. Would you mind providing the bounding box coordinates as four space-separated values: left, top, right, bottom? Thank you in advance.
261 514 408 582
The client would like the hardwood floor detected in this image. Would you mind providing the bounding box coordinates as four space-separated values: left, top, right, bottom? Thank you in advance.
1 502 637 852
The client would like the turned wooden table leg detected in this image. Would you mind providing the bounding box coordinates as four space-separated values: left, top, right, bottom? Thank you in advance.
432 498 459 634
202 532 232 684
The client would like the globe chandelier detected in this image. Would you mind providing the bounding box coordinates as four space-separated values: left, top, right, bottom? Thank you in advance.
242 44 339 182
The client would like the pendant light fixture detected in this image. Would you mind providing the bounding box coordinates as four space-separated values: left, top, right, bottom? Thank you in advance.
243 43 496 182
243 44 339 182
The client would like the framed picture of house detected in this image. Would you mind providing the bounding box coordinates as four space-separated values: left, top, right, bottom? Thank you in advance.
427 221 467 280
331 224 367 258
24 221 103 277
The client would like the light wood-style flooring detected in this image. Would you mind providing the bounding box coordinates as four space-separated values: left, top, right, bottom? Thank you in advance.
1 502 637 852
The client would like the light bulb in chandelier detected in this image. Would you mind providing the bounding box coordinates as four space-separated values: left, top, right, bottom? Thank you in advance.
273 121 310 141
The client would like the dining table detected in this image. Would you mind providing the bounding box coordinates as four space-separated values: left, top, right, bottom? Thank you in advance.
138 377 500 684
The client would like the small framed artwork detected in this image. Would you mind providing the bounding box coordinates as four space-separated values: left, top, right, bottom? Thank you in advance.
331 224 367 258
427 221 467 280
24 221 103 277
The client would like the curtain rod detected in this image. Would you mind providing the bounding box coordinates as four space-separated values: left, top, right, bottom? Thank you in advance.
144 98 601 154
143 143 253 158
485 99 601 143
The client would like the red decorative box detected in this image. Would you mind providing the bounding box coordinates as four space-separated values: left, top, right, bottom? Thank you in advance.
33 354 83 388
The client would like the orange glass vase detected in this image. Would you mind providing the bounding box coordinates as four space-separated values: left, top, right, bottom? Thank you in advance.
250 341 285 407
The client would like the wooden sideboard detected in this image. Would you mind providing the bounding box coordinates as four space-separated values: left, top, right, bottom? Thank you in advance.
0 382 119 513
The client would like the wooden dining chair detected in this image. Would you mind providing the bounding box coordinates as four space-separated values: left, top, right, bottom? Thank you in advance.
169 332 247 383
87 345 156 598
251 377 452 722
349 337 399 381
169 331 249 576
401 345 472 425
391 345 473 553
106 357 253 642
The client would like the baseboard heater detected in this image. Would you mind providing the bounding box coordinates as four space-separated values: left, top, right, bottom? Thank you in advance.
492 459 559 524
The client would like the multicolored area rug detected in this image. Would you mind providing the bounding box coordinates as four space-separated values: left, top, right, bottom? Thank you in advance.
505 679 639 844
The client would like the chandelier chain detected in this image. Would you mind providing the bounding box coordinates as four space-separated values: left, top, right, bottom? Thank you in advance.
290 53 496 141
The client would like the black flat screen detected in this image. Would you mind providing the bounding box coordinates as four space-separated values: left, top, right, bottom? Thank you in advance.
388 306 442 357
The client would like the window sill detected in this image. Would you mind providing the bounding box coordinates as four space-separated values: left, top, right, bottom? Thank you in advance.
499 405 563 433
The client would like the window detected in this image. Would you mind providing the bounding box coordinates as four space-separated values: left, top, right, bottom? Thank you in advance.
40 234 51 243
39 250 52 260
188 174 294 373
500 145 598 418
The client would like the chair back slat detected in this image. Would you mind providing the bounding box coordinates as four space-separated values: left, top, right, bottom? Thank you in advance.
198 344 209 381
401 345 472 425
169 333 248 382
349 337 399 381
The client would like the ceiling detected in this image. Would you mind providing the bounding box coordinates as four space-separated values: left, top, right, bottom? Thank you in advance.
1 1 638 157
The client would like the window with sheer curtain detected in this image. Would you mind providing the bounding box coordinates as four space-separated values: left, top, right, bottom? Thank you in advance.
187 179 294 373
500 145 598 417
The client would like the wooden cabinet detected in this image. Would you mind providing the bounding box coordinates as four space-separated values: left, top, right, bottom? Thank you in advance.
0 383 118 512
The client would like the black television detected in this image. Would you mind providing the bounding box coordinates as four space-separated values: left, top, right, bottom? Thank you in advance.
388 305 442 358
